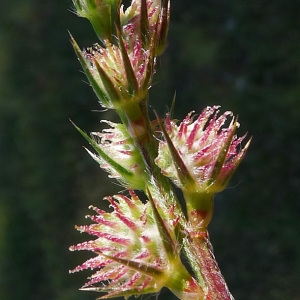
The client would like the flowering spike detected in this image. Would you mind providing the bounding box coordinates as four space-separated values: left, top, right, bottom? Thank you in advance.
73 37 155 111
156 106 250 194
70 191 202 299
70 1 170 112
70 1 251 299
155 106 251 230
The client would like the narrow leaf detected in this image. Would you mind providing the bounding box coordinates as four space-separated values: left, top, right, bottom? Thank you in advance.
146 187 177 257
156 0 170 55
116 28 139 96
142 32 156 91
140 0 150 47
70 120 133 178
94 59 122 105
98 252 162 277
155 112 195 187
210 120 237 181
69 33 110 107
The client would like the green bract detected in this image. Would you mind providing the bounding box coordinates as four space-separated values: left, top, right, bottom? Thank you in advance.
70 191 204 299
72 121 148 190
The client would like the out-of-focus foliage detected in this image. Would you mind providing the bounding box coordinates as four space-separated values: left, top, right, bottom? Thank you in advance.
0 0 299 300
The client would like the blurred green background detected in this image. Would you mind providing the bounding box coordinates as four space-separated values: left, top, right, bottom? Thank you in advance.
0 0 299 299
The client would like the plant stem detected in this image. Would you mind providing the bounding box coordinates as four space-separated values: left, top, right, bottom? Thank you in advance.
119 101 234 299
189 230 234 300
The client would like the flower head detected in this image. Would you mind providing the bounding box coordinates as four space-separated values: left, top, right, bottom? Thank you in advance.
71 0 169 110
155 106 251 229
83 38 154 108
156 106 250 194
70 32 155 110
70 190 203 299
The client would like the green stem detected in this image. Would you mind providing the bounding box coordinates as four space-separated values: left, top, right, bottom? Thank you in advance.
117 100 233 299
117 101 188 235
184 191 215 231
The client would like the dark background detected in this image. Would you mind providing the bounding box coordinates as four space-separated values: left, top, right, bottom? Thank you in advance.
0 0 299 299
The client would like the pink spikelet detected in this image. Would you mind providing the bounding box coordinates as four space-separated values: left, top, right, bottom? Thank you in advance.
156 106 251 194
69 190 203 298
